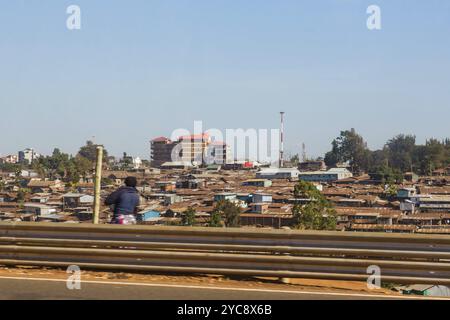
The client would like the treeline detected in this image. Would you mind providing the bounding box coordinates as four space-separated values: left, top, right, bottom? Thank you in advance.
0 141 108 184
180 200 242 228
323 129 450 176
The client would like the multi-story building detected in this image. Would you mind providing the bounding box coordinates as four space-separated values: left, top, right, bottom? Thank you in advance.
150 134 229 168
150 137 177 168
0 155 18 164
178 134 211 165
207 141 231 165
18 148 39 164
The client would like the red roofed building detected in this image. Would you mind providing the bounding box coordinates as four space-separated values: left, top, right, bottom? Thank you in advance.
152 136 171 143
150 133 230 167
178 133 210 141
178 133 211 165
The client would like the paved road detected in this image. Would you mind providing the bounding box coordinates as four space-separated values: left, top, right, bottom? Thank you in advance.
0 276 432 300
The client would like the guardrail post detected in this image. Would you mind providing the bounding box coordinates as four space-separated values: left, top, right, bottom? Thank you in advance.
93 146 103 224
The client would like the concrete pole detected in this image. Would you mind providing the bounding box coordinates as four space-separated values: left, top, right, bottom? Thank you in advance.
93 146 103 224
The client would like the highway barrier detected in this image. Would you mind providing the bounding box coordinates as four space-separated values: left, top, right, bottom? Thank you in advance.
1 221 450 285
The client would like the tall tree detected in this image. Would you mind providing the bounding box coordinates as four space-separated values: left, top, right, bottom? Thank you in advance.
324 128 370 173
292 181 337 230
385 134 416 172
32 148 94 183
425 138 447 173
368 149 388 171
182 207 196 226
73 155 93 179
77 141 108 163
120 152 133 170
212 200 241 228
209 211 223 227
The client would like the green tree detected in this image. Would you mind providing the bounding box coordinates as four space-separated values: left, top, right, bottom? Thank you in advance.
412 140 450 175
17 188 30 207
209 211 223 227
384 183 398 198
369 165 403 184
324 140 341 168
213 200 241 228
424 139 447 173
323 130 450 176
31 147 95 183
292 181 337 230
141 159 151 168
73 155 93 179
31 161 48 178
33 148 69 179
290 154 300 166
182 207 196 226
368 149 388 171
324 128 370 173
0 162 23 174
120 152 133 170
65 160 81 184
77 141 108 163
385 134 416 173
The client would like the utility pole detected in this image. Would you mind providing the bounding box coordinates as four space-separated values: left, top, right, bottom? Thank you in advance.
93 146 103 224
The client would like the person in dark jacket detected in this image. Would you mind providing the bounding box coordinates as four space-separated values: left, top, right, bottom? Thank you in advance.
105 176 140 224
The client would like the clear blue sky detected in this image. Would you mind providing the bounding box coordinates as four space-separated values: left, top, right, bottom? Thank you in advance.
1 0 449 159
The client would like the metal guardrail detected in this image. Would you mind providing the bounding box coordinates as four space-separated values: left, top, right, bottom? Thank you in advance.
1 221 450 285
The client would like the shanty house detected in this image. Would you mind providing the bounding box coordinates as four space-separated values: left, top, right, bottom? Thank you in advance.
27 180 62 193
298 168 353 183
214 193 237 202
252 193 273 204
24 203 57 216
397 188 417 199
256 168 300 180
62 193 94 209
242 179 272 188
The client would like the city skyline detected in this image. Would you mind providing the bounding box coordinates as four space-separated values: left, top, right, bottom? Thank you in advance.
1 1 450 159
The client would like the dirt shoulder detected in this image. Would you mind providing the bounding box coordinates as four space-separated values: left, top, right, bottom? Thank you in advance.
0 266 398 296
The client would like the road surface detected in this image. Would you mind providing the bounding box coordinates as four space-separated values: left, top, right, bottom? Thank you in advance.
0 276 438 300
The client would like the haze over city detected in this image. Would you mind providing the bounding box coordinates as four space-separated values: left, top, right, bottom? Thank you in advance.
1 0 450 159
